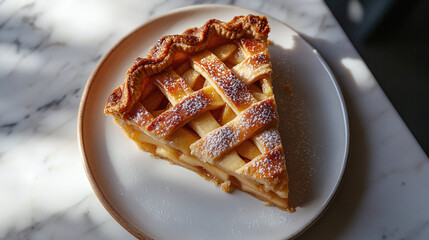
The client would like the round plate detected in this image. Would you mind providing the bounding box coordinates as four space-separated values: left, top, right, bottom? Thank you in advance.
78 4 349 240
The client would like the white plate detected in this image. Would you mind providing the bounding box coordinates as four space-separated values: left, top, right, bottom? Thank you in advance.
78 4 349 240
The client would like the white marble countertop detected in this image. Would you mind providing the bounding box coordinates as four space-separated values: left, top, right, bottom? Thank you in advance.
1 0 428 239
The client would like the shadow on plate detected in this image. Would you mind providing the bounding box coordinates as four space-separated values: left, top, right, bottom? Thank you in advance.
295 34 370 239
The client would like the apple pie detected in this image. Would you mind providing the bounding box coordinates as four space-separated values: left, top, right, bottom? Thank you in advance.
105 15 294 211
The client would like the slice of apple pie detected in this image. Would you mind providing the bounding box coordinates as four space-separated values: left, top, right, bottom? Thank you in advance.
105 15 294 211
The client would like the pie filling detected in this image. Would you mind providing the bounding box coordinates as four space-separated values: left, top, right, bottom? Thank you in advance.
105 15 294 212
115 118 290 210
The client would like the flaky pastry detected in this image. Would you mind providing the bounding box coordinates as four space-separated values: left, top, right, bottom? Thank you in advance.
105 15 294 211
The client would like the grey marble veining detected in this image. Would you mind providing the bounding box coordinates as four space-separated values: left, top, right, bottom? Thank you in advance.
1 0 428 239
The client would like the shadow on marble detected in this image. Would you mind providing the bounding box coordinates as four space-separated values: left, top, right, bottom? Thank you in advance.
0 7 103 138
0 9 119 239
2 196 117 240
295 34 370 239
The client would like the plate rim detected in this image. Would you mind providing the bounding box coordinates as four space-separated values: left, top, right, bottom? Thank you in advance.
77 4 350 240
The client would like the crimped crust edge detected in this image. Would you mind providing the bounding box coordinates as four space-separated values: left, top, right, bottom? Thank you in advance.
104 14 270 115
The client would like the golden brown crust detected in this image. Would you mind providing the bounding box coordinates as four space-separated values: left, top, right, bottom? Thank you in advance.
104 15 293 211
190 98 278 163
104 15 270 115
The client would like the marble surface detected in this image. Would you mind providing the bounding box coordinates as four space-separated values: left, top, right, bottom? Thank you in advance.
0 0 428 239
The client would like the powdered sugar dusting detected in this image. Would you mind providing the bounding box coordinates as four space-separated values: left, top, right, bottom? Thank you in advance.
256 129 281 151
155 70 192 101
149 114 181 137
244 148 285 179
191 99 277 161
191 126 239 160
147 91 211 137
198 54 254 110
157 71 176 86
124 104 153 127
181 91 209 116
233 53 271 85
240 38 266 55
241 98 277 129
245 53 269 71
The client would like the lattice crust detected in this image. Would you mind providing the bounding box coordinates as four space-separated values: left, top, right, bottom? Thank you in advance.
105 15 270 114
105 15 293 211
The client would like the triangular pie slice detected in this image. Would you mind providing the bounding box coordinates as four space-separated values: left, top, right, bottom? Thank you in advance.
105 15 294 211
